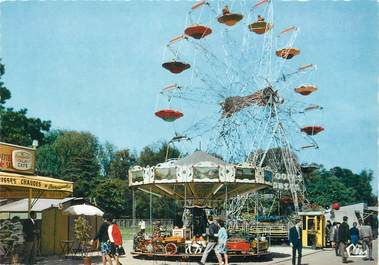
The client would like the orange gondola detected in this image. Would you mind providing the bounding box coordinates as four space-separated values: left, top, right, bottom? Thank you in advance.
276 48 300 59
300 126 324 136
248 21 272 34
184 25 212 39
294 85 317 96
217 6 243 26
162 61 190 74
155 109 184 122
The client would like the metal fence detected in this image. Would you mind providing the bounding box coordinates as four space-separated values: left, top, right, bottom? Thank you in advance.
115 218 173 229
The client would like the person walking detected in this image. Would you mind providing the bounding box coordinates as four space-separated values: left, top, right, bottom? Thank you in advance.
199 215 218 265
325 220 333 247
289 218 302 265
332 222 340 256
94 214 113 265
108 219 124 265
349 222 359 246
215 220 228 265
338 216 350 263
359 220 374 261
23 211 37 265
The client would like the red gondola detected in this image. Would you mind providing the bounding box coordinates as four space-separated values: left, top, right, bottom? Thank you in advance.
184 25 212 39
294 85 317 96
155 109 184 122
300 126 324 135
276 48 300 59
218 13 243 26
162 61 190 74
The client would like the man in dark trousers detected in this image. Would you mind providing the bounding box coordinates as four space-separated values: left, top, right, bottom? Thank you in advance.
199 215 218 265
289 218 302 265
23 211 37 265
338 216 350 263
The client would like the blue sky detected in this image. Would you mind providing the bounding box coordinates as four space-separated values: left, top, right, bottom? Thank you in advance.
1 1 378 193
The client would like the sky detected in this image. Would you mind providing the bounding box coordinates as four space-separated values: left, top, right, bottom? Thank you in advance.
0 0 378 193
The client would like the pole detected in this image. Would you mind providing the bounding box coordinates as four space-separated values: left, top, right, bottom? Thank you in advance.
132 189 136 233
28 188 32 218
149 187 152 236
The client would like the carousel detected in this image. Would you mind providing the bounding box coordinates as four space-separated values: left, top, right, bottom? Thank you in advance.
129 151 273 259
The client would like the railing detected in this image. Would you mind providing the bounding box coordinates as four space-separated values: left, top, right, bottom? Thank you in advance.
229 223 289 239
115 219 173 229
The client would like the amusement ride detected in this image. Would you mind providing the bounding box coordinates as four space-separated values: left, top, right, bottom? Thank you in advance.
129 0 324 259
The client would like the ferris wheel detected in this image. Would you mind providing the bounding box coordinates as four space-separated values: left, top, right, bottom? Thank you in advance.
154 0 324 212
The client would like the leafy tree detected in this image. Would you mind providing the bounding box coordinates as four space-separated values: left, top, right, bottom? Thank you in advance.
108 149 137 179
37 131 101 197
0 61 11 104
98 142 116 177
249 147 299 173
93 178 132 218
0 61 51 146
138 142 180 167
0 108 51 146
305 167 376 207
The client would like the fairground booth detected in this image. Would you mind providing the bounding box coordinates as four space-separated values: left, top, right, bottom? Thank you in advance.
0 142 101 256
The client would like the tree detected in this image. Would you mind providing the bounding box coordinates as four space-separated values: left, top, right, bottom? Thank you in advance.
0 61 51 146
305 167 376 207
0 108 51 146
249 147 299 173
138 142 180 167
93 178 132 218
36 131 101 197
108 149 137 179
98 142 116 177
0 61 11 104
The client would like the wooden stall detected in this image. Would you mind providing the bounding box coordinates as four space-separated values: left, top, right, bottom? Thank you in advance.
41 202 102 256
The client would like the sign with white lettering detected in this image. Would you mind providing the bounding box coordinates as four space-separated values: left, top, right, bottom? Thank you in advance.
0 142 35 174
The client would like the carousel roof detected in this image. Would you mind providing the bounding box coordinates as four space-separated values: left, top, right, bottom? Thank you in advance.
176 151 228 166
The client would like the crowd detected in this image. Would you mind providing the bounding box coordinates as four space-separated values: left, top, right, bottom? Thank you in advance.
327 216 375 263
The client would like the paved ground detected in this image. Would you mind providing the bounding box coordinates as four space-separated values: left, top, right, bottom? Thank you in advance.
4 239 377 265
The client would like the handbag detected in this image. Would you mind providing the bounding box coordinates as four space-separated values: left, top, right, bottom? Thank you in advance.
116 245 126 256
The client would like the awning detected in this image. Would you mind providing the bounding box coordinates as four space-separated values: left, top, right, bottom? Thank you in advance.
0 171 73 199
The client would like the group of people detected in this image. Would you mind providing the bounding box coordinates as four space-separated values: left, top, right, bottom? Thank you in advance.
328 216 375 263
199 215 228 265
93 214 125 265
290 216 375 265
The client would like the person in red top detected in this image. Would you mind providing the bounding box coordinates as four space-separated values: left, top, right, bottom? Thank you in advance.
108 220 124 265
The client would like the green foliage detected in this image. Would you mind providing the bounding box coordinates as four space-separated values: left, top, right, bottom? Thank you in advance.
0 60 11 104
108 149 137 179
0 108 51 146
98 142 116 177
138 142 180 167
305 167 376 207
93 178 131 218
74 216 92 249
36 131 100 197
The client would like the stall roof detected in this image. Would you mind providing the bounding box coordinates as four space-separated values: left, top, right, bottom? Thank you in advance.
0 197 76 212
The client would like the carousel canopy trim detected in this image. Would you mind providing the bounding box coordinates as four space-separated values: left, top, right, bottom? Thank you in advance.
128 151 273 200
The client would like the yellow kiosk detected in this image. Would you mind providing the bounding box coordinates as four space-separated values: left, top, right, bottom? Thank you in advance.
298 211 326 248
0 142 73 214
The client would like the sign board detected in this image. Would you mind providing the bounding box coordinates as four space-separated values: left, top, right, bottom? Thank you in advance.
0 142 35 174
